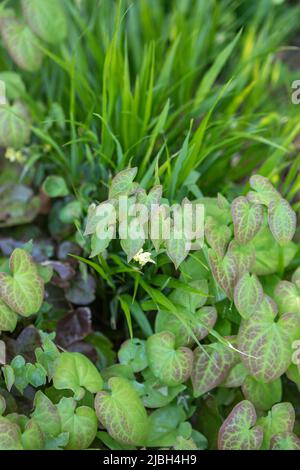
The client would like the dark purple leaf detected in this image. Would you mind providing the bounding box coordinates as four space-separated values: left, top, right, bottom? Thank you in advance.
65 273 96 305
56 307 92 348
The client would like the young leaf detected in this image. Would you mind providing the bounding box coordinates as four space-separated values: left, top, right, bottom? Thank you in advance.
0 248 44 317
192 343 236 397
42 176 69 198
31 391 61 438
0 17 43 72
118 339 148 373
208 249 237 298
248 175 281 206
0 298 18 332
270 432 300 450
146 332 193 386
22 0 67 44
231 196 264 245
53 352 103 399
57 397 98 450
109 168 137 198
218 400 263 450
242 376 282 411
205 216 231 257
0 102 31 149
268 198 296 245
0 417 23 450
227 240 256 278
233 273 264 319
166 232 190 269
257 402 296 449
21 419 44 450
94 377 149 446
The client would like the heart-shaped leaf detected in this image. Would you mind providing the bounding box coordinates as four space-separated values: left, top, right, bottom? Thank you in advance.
268 198 296 245
218 400 263 450
274 280 300 315
94 377 149 446
53 352 103 399
192 343 237 397
57 397 98 450
31 391 61 438
21 0 67 44
0 184 40 228
205 216 231 257
242 376 282 411
237 296 300 381
155 306 217 347
234 273 264 319
0 298 18 332
0 248 44 317
0 17 43 72
166 231 190 269
42 176 69 198
0 102 31 149
109 168 137 198
208 249 237 298
223 362 248 388
248 175 281 206
227 240 256 278
169 279 208 312
0 417 23 450
257 402 295 449
231 196 264 245
270 432 300 450
21 419 44 450
146 331 193 386
118 338 148 373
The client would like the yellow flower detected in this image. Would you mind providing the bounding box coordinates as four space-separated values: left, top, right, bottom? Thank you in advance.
4 148 25 163
133 249 156 267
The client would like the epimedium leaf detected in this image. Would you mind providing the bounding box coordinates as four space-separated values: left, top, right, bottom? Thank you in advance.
227 240 256 278
274 280 300 315
146 331 193 386
0 297 18 332
205 216 231 257
248 174 281 207
21 0 67 44
270 432 300 450
21 419 44 450
169 279 208 312
109 168 138 198
223 362 249 388
42 175 69 198
94 376 149 446
0 416 23 450
118 338 148 373
0 248 44 317
166 231 190 269
241 376 282 411
57 397 98 450
208 249 237 298
0 71 26 100
0 16 43 72
0 184 40 228
233 273 264 319
218 400 263 450
0 101 31 149
231 196 264 245
257 402 296 450
31 391 61 438
268 198 296 246
155 306 217 347
237 296 300 382
192 343 237 397
53 352 103 399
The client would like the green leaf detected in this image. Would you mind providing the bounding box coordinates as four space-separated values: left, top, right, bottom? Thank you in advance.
227 240 256 278
0 102 31 149
274 280 300 315
118 339 148 373
192 343 236 397
166 232 190 269
146 331 193 386
218 400 263 450
208 249 237 298
223 362 248 388
0 17 43 72
22 0 67 44
242 376 282 411
169 279 208 312
231 196 264 245
0 71 26 100
42 175 69 198
94 377 149 446
270 432 300 450
53 352 103 399
109 168 137 198
237 296 300 381
205 216 231 257
0 248 44 317
0 395 6 416
31 391 61 438
146 404 187 447
0 417 23 450
233 273 264 319
257 402 295 449
57 397 98 450
155 306 217 347
21 419 44 450
248 175 281 206
0 298 18 332
268 198 296 245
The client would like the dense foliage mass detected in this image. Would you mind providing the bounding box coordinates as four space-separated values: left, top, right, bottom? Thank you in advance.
0 0 300 451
